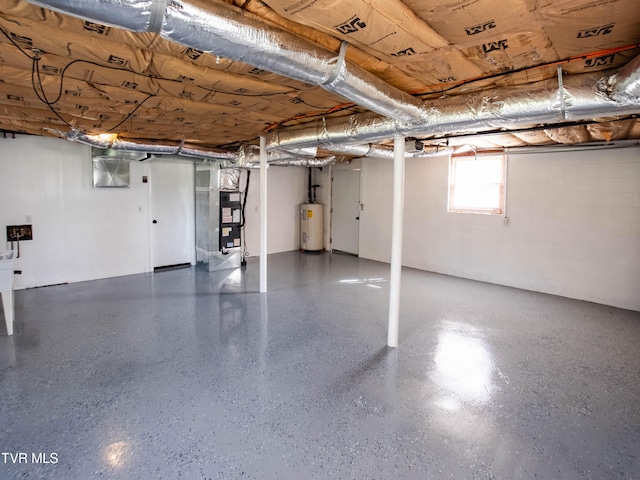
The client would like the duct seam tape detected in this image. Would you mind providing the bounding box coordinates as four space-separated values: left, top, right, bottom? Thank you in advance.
149 0 168 33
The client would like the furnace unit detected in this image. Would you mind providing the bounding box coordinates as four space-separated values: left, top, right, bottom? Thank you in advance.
196 165 243 271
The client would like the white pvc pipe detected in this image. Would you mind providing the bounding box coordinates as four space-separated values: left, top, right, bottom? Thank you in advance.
387 136 405 348
260 136 268 293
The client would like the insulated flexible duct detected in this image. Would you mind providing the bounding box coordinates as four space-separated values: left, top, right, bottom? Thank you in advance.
25 0 640 155
63 130 336 166
237 145 337 167
60 130 235 160
322 143 452 159
25 0 424 123
597 54 640 103
264 156 338 168
269 68 640 149
25 0 166 32
236 144 319 167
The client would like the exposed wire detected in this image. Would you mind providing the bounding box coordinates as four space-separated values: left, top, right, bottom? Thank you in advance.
0 26 76 129
105 95 154 132
240 169 251 261
31 53 75 129
2 26 294 98
240 169 251 228
0 26 36 60
411 42 640 98
1 25 152 131
295 97 331 109
4 24 640 139
30 52 148 132
202 86 297 97
1 26 334 133
263 103 357 132
1 25 295 137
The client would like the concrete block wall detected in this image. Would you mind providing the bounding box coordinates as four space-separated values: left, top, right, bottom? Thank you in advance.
501 150 640 309
358 147 640 311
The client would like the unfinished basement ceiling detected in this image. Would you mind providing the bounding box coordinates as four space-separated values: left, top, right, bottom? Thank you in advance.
1 0 640 154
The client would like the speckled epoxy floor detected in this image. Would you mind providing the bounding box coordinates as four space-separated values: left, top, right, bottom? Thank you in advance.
1 251 639 479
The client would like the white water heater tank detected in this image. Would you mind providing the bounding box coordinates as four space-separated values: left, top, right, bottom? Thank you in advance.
300 204 324 251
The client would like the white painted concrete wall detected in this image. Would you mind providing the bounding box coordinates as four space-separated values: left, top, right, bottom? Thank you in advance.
243 165 308 257
0 135 151 289
4 135 637 310
358 147 640 311
1 136 307 289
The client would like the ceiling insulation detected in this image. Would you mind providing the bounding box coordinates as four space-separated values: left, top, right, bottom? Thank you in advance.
0 0 640 156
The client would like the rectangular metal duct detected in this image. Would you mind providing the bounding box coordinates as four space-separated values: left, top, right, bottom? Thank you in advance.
92 158 130 188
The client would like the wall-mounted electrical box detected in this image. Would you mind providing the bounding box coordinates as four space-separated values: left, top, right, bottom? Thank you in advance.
6 225 33 241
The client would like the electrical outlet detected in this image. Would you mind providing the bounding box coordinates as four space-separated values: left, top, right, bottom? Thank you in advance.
6 225 33 241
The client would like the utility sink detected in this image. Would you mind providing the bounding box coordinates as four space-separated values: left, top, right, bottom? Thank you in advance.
0 250 16 335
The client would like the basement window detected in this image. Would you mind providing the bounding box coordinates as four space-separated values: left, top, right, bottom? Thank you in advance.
448 153 505 215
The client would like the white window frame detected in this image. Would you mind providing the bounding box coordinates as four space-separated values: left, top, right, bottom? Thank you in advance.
448 152 506 215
